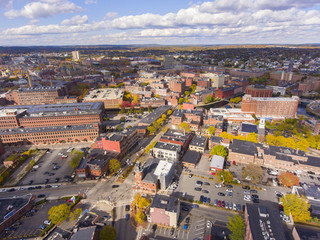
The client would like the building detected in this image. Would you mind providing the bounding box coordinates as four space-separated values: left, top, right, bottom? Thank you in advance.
245 85 273 97
292 225 320 240
140 98 166 108
152 141 181 162
271 86 286 96
159 129 193 151
138 106 171 127
70 226 98 240
163 55 174 69
270 71 303 82
0 194 35 233
0 102 104 129
229 69 267 78
209 155 225 172
168 79 186 94
148 195 180 228
181 150 201 168
72 51 80 61
244 204 286 240
134 159 175 194
241 94 299 119
189 135 207 153
239 122 258 137
304 119 320 135
82 88 124 109
216 87 235 99
0 124 99 145
201 73 226 88
5 86 66 105
85 149 118 177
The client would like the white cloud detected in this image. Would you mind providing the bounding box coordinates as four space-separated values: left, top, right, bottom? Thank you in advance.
104 12 118 19
0 0 12 8
61 15 88 25
84 0 97 4
4 0 82 19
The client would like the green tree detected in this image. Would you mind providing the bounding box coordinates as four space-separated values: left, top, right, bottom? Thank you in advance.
281 194 311 222
227 215 245 240
99 225 117 240
69 208 83 221
120 117 126 122
70 150 84 169
242 163 263 183
48 204 70 224
207 126 216 135
278 172 300 187
109 159 121 173
180 122 190 132
216 170 233 184
210 145 227 157
205 95 214 104
115 125 122 132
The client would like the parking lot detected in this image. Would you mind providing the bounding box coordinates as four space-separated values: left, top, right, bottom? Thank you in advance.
0 199 65 240
19 148 75 186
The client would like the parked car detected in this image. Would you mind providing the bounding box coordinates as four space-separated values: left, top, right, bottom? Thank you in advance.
125 214 130 221
218 192 225 196
194 187 202 191
214 199 218 206
37 194 45 198
203 182 210 186
170 228 175 235
112 185 119 188
182 207 189 211
38 225 46 230
215 183 222 188
195 181 203 186
44 220 51 225
125 205 130 211
191 204 199 208
202 190 209 194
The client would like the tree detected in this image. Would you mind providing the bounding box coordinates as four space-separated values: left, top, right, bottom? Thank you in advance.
115 125 122 132
210 145 227 157
69 208 82 221
109 159 121 173
216 170 233 184
246 132 258 143
138 197 151 209
190 84 197 93
184 91 190 96
178 98 184 104
147 126 156 134
227 215 245 240
207 126 216 135
281 194 311 222
48 204 70 224
167 110 172 116
99 225 117 240
219 131 235 140
135 210 146 224
161 114 167 120
230 97 242 104
278 171 300 187
120 117 126 122
242 163 264 183
155 94 161 98
180 122 190 132
70 150 84 169
205 95 214 104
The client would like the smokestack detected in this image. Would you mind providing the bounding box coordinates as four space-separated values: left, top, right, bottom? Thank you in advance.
27 71 32 87
50 76 53 87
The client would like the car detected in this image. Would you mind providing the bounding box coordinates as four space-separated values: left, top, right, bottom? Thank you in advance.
195 181 203 186
8 188 15 192
225 202 229 209
233 203 237 211
49 173 55 176
237 204 241 211
218 200 221 207
183 224 188 230
0 189 8 192
189 174 193 178
103 215 111 221
203 182 210 186
152 224 157 232
221 201 225 207
307 171 315 175
125 214 130 221
60 156 67 159
43 171 50 175
53 166 60 170
39 225 46 230
227 192 233 197
202 190 209 194
170 228 175 235
244 195 251 201
58 152 63 156
182 207 189 211
250 189 258 193
112 185 119 188
203 197 207 203
225 184 233 188
232 161 236 165
55 178 60 183
45 185 52 188
5 227 17 231
244 190 250 194
253 198 260 203
275 192 282 198
125 205 130 211
28 187 34 190
242 185 250 190
52 185 59 188
207 198 211 204
279 204 284 211
317 177 320 181
215 183 222 188
19 187 25 191
226 188 233 193
229 202 233 210
225 161 231 167
218 192 225 196
44 220 51 225
33 165 40 169
28 180 34 185
37 194 45 198
207 220 211 228
200 195 204 202
194 187 202 191
35 186 42 189
310 175 314 180
214 199 218 206
191 204 199 208
185 217 190 224
252 194 259 199
45 179 49 184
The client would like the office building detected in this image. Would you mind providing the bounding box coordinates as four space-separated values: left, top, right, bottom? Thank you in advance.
72 51 80 61
245 85 273 97
82 88 124 109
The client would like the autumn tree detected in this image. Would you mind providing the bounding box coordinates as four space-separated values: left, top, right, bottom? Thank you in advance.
184 91 190 96
246 132 258 143
227 215 245 240
207 126 216 135
216 170 233 184
70 150 84 169
180 122 190 132
210 145 227 157
99 225 117 240
69 208 83 221
167 110 172 116
281 194 311 222
219 132 235 141
147 126 156 134
242 163 264 183
48 204 70 224
138 197 151 209
135 210 146 224
109 159 121 173
278 171 300 187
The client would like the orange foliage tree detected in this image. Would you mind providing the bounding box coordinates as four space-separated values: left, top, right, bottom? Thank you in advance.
278 171 300 187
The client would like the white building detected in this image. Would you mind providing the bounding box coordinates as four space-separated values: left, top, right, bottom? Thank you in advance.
72 51 80 61
271 86 286 96
153 141 181 162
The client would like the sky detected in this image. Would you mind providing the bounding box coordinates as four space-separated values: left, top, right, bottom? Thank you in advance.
0 0 319 46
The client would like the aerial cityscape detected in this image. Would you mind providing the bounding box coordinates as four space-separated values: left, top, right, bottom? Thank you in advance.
0 1 320 240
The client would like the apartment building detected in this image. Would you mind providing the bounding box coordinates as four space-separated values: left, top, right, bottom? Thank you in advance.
152 141 181 161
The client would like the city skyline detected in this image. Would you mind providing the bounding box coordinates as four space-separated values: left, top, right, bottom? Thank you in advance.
0 0 319 46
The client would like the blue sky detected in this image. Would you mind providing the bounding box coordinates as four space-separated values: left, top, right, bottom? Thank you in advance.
0 0 319 46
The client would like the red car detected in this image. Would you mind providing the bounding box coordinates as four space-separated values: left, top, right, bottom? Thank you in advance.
218 200 221 207
221 201 225 208
232 161 236 165
60 156 67 159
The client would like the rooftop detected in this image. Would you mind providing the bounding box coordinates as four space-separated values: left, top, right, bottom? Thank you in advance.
150 194 179 213
70 226 96 240
182 150 201 164
246 204 286 240
18 86 61 92
154 160 174 177
139 105 171 125
293 225 320 240
190 135 207 148
83 88 124 101
241 123 258 134
210 155 225 169
154 141 181 152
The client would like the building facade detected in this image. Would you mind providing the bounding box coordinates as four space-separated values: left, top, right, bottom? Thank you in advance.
245 85 273 97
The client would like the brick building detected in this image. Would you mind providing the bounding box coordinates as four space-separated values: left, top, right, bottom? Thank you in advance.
82 88 124 109
0 124 99 145
140 98 166 107
5 86 66 105
181 150 201 168
189 136 207 153
168 79 186 94
245 85 273 97
241 94 299 119
216 87 235 99
159 129 193 151
270 71 303 82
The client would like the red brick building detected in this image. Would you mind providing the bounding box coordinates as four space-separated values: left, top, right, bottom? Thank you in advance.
169 79 186 94
217 87 235 99
245 85 273 97
241 94 299 119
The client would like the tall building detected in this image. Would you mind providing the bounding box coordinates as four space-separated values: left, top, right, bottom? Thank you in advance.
241 94 299 119
168 79 186 93
201 73 227 88
245 85 273 97
163 55 174 69
82 88 124 109
72 51 80 61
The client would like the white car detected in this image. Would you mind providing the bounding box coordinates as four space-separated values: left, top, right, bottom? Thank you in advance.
207 220 211 228
52 185 59 188
244 195 251 201
215 183 222 188
44 220 51 225
33 165 40 169
244 190 250 195
233 203 237 210
226 189 233 193
58 153 63 156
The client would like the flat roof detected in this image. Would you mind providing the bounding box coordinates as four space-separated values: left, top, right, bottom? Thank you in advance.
18 86 61 92
210 155 225 169
139 105 171 125
182 150 201 164
190 136 207 148
83 88 124 101
70 226 96 240
154 160 174 177
154 141 181 151
150 194 179 213
0 124 98 135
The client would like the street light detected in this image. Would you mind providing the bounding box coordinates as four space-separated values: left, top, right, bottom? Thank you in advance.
221 175 225 184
